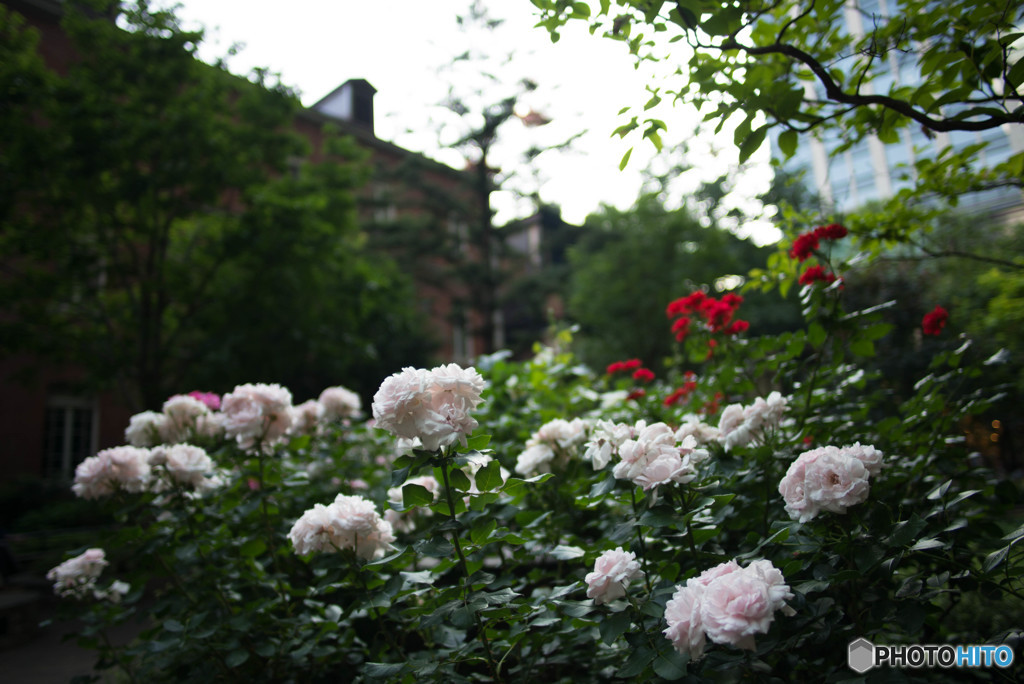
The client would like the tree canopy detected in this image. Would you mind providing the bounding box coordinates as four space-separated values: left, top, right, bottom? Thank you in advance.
0 1 427 407
531 0 1023 163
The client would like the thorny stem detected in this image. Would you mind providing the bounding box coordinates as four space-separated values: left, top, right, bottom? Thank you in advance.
438 450 502 682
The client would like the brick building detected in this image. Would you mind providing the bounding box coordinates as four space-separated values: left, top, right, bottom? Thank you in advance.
0 0 493 483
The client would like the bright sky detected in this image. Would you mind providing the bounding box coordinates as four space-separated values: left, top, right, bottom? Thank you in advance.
163 0 778 243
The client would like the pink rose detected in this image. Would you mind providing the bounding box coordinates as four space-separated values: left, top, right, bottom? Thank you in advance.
585 547 643 604
221 383 293 452
700 569 774 651
318 386 362 420
371 364 484 451
779 445 873 522
663 585 706 659
663 559 793 659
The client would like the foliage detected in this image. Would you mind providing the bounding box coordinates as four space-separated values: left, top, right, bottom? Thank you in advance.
529 0 1023 163
567 194 799 370
45 250 1023 682
0 0 425 408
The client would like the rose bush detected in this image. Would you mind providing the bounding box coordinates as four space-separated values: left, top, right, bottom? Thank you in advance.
45 236 1022 682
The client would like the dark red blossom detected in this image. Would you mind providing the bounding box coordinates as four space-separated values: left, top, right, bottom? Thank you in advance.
663 388 687 406
705 338 718 360
607 358 643 374
663 376 698 407
922 306 949 336
724 320 750 335
814 223 848 240
798 265 838 286
700 299 736 331
671 316 691 342
632 367 655 383
626 389 646 401
789 232 820 261
666 291 707 318
721 293 744 309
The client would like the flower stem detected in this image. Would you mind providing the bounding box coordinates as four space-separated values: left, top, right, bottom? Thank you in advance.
438 450 501 681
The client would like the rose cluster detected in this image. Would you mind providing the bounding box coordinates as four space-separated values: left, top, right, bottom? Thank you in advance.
663 559 794 659
778 443 884 522
666 291 748 342
371 363 486 451
789 222 848 262
717 391 788 451
610 420 711 491
72 443 222 498
46 548 129 602
288 494 396 560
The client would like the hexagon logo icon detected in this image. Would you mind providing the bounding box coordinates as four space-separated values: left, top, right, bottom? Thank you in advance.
848 638 875 673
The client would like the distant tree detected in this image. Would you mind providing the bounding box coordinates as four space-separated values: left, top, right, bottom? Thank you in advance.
0 1 425 408
567 194 798 369
531 0 1023 259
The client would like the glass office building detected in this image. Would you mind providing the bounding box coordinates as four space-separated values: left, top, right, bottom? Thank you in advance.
774 0 1024 216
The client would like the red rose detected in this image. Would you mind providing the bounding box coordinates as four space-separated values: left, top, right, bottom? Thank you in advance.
922 306 949 336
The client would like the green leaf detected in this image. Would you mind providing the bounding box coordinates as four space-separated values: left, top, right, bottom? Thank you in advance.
619 147 633 170
448 467 473 492
910 538 944 551
470 517 498 545
777 129 798 158
737 124 767 164
807 322 827 348
550 545 586 560
474 459 503 492
225 650 249 668
363 662 406 678
464 433 491 451
983 546 1010 573
652 648 688 680
403 483 434 508
599 610 632 644
240 538 266 557
849 338 875 357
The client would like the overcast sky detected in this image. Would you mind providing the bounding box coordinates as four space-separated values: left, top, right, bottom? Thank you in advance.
161 0 777 241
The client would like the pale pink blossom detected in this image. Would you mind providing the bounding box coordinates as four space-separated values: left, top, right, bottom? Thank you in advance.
613 423 708 490
718 393 789 451
843 442 885 477
583 420 634 470
288 494 395 560
289 400 324 436
221 383 293 451
535 418 588 450
372 365 484 451
699 568 775 650
151 444 216 489
664 559 792 659
47 548 108 598
72 447 152 498
585 547 643 604
124 411 166 448
674 415 721 445
514 443 556 476
160 395 211 444
194 412 227 441
663 585 706 659
778 445 874 522
318 386 362 420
